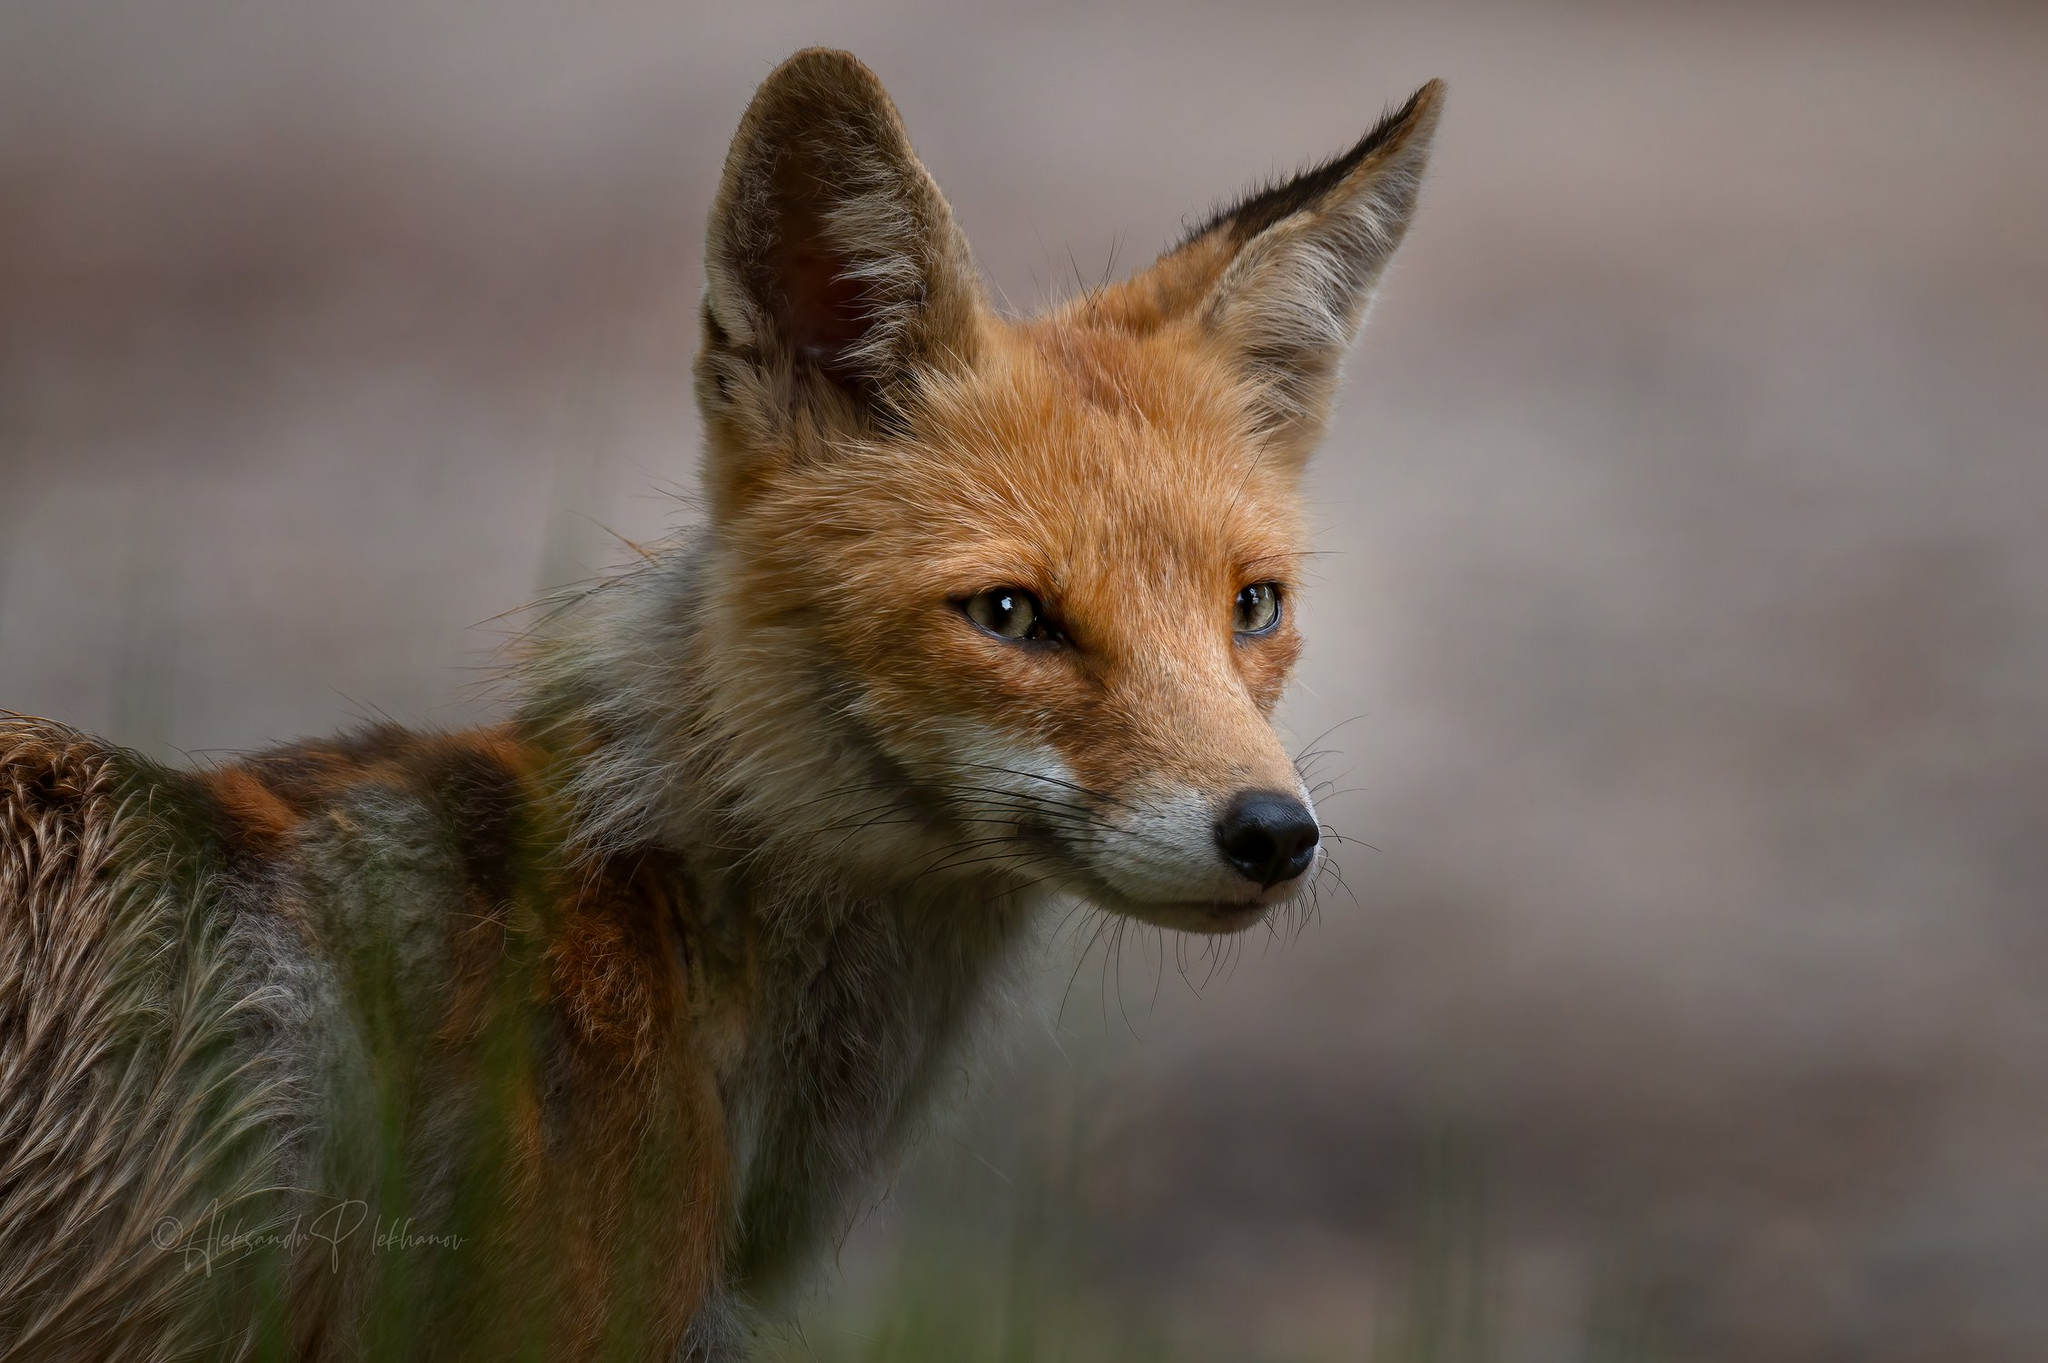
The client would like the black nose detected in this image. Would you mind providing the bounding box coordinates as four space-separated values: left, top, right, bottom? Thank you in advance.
1215 790 1320 888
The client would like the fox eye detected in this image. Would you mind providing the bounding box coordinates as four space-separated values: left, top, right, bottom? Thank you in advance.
961 588 1057 643
1234 582 1283 635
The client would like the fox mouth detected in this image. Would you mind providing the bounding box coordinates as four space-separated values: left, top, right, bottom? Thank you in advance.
1170 899 1275 934
1065 874 1285 935
1107 895 1276 935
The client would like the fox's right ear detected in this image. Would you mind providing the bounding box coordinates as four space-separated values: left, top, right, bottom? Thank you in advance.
696 49 985 469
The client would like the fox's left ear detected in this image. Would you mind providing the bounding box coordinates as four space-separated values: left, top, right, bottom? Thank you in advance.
1104 80 1444 453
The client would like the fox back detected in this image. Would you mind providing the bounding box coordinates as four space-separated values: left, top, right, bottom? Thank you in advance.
0 49 1440 1362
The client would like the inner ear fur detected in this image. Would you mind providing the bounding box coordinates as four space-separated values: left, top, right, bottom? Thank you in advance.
697 48 985 439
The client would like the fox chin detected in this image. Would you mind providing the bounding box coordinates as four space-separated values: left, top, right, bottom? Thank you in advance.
0 48 1441 1363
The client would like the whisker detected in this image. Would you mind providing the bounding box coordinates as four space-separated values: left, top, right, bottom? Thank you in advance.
1057 909 1117 1030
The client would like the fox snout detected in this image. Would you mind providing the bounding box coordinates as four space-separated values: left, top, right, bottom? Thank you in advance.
1067 777 1322 932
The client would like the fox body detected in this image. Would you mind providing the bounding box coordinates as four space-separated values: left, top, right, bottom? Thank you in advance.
0 50 1440 1362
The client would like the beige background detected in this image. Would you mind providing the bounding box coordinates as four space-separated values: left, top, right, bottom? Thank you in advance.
4 2 2046 1359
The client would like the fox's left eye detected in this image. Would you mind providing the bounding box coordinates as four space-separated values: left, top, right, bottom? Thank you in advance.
1234 582 1283 635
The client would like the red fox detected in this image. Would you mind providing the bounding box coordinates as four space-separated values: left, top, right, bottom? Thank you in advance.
0 48 1440 1362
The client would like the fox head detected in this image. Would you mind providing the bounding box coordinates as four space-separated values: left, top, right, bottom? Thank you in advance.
682 49 1441 933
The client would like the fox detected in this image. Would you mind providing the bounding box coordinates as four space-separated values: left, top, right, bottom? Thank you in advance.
0 48 1440 1362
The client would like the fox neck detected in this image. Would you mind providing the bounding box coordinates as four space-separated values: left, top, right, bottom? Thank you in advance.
521 533 1046 1296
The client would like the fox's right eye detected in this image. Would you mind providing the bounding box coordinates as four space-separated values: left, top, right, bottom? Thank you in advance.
960 588 1058 644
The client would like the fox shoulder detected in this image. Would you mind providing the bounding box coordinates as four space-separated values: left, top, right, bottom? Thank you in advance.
0 714 303 1360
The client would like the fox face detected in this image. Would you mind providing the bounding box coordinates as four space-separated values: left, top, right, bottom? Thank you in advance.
687 51 1440 932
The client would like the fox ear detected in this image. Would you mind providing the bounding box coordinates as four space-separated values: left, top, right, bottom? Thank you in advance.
697 49 985 449
1106 81 1444 452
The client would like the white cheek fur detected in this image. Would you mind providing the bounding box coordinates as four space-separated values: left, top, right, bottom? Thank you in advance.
911 722 1083 822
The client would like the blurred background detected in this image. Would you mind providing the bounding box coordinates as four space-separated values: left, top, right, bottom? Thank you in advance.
4 2 2046 1359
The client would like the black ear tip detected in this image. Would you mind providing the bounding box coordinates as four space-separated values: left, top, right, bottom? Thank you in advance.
1178 80 1444 250
1328 78 1443 179
1367 78 1446 151
1405 78 1448 129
